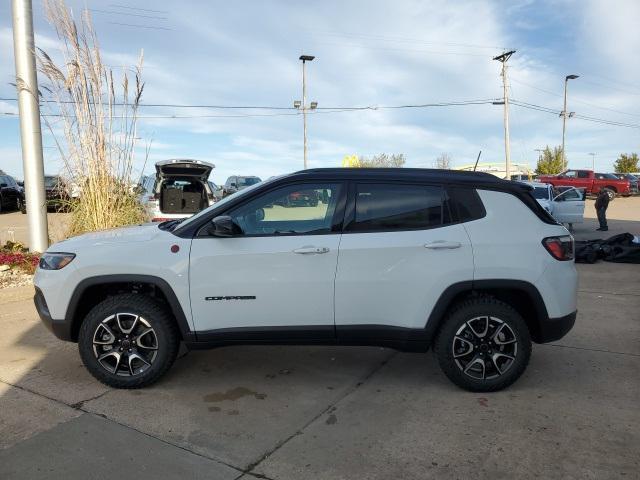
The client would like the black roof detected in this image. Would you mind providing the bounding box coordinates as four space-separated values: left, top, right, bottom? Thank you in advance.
173 167 546 238
291 167 525 190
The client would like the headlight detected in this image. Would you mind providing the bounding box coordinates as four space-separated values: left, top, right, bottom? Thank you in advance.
39 252 76 270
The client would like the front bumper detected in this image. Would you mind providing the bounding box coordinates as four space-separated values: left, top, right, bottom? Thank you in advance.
34 287 74 342
537 310 577 343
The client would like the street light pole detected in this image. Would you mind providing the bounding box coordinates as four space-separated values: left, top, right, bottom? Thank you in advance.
493 50 515 180
561 74 579 171
12 0 48 252
298 55 315 170
589 152 596 171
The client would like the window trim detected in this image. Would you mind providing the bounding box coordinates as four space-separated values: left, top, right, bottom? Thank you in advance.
196 180 347 238
342 180 459 234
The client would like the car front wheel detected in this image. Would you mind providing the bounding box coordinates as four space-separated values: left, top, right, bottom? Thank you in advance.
434 296 531 392
603 188 616 201
78 293 180 388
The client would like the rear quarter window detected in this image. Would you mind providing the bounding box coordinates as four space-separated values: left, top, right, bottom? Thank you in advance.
445 187 486 223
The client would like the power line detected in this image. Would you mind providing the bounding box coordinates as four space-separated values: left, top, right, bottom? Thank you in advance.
3 97 640 129
310 31 507 50
87 8 168 21
313 41 490 58
510 77 640 118
107 22 172 31
109 4 169 14
0 97 497 110
510 100 640 129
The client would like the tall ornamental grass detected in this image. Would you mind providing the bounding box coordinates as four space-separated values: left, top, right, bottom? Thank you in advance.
37 0 148 236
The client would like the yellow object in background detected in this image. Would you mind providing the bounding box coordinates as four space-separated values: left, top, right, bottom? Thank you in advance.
342 154 360 167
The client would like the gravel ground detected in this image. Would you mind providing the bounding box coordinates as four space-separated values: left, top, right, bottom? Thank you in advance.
0 269 33 289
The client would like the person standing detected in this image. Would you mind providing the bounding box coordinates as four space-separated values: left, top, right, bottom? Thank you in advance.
595 189 610 231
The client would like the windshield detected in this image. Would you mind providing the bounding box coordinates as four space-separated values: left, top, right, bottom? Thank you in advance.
173 175 282 231
239 177 261 187
44 176 59 188
531 187 549 200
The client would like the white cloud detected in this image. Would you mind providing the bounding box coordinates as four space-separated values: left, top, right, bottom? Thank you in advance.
1 0 639 180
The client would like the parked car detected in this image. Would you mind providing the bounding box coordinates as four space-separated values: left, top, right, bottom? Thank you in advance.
223 175 262 196
521 181 585 230
11 174 70 213
43 175 71 212
0 172 23 213
208 181 224 201
34 168 577 392
275 188 320 207
612 173 639 194
538 169 630 200
139 159 216 222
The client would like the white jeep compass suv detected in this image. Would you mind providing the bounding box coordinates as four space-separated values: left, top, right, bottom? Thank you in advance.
34 168 577 392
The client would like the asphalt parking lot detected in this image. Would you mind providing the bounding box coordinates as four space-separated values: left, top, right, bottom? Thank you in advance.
0 200 639 479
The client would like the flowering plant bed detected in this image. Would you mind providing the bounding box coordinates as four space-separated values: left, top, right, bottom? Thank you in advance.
0 242 40 288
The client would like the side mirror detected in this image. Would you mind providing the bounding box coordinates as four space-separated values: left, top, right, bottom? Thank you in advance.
209 215 242 237
255 208 265 221
230 182 237 189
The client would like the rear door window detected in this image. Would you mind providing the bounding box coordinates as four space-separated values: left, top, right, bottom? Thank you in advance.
347 183 445 232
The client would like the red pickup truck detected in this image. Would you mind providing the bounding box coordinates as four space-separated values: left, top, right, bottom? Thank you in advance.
538 169 631 200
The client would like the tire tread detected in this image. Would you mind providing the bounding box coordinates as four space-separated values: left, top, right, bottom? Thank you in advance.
78 293 179 389
434 295 532 392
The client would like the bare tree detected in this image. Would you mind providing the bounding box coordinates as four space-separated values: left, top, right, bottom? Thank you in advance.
357 153 406 168
433 153 452 169
37 0 147 236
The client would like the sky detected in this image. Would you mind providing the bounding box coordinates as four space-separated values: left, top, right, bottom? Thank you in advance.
1 0 639 183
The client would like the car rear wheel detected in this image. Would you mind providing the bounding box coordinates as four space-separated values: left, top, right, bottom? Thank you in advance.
434 296 531 392
78 293 180 388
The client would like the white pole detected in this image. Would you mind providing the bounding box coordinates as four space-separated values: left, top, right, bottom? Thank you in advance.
302 60 308 170
12 0 48 252
502 61 512 180
561 79 568 171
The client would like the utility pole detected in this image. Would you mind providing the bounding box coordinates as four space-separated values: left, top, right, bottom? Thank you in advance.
589 152 596 171
294 55 317 169
493 50 515 180
561 74 579 171
12 0 48 252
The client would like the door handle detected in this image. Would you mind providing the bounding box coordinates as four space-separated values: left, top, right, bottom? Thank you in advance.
293 246 330 254
424 241 461 250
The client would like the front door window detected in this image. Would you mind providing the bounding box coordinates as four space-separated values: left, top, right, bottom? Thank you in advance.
227 183 342 236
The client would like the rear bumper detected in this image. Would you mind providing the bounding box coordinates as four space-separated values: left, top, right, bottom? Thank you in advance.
34 288 74 342
537 310 576 343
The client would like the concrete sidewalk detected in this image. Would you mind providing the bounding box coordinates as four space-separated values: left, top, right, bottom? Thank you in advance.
0 260 638 479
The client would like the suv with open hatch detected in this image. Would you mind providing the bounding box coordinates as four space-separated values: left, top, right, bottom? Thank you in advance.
139 159 216 222
34 168 577 392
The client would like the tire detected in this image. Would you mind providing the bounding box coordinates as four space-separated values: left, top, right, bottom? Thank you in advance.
434 296 532 392
78 293 180 388
603 188 616 201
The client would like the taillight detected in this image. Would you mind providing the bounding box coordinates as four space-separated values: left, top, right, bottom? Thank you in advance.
542 236 574 261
